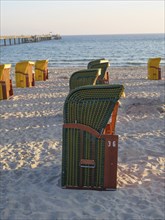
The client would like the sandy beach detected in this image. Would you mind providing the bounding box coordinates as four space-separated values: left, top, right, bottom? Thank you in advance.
0 66 164 220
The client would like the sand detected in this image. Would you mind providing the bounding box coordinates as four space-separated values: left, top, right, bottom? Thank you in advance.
0 66 165 220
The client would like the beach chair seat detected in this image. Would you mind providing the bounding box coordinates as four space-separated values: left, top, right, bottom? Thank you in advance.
69 68 101 91
87 59 110 84
0 64 13 100
148 58 161 80
62 84 124 190
35 60 48 81
15 61 35 88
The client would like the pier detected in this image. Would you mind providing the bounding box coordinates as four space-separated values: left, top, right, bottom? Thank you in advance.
0 34 61 46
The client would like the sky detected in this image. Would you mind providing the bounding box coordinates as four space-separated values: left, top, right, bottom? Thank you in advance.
0 0 164 36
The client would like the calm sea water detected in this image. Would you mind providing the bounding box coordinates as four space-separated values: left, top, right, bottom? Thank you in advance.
0 34 164 67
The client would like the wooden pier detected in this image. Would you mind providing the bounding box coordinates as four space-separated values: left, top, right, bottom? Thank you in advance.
0 34 61 46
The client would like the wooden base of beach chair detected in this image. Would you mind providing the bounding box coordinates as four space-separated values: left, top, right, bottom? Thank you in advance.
35 70 48 81
45 70 48 80
62 124 118 191
0 82 7 99
148 66 161 80
26 75 29 87
0 81 13 100
0 80 13 100
32 73 35 86
9 79 13 96
16 74 35 88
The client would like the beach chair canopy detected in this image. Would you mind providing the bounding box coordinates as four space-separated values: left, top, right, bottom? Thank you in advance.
148 57 161 68
69 68 101 91
15 61 35 73
63 84 124 133
0 64 11 80
87 58 108 69
35 60 48 70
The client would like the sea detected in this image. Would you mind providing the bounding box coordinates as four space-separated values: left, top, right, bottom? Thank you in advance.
0 34 164 67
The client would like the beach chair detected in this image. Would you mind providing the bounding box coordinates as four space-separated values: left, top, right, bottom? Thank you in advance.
87 59 110 84
87 58 106 67
35 60 48 81
15 61 35 88
69 68 101 91
62 84 124 190
148 58 161 80
0 64 13 100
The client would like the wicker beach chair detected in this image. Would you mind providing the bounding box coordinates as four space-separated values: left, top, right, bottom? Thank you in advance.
35 60 48 81
148 58 161 80
69 68 101 91
0 64 13 100
87 58 106 68
62 84 124 190
15 61 35 88
87 59 110 84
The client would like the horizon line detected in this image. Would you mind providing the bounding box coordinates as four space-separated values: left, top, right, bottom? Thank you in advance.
0 32 164 38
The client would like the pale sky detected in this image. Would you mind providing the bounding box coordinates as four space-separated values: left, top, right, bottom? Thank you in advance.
0 0 164 36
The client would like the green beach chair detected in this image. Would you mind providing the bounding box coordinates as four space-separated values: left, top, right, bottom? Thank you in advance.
69 68 101 91
87 58 106 69
87 59 110 84
62 84 124 190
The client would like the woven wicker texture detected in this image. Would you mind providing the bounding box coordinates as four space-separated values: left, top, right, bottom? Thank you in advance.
62 128 105 188
64 84 124 133
62 84 124 189
69 68 101 91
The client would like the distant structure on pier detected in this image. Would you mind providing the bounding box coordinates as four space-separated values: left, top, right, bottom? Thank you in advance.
51 34 62 40
0 33 62 46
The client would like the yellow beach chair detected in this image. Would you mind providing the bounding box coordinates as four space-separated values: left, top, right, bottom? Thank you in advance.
148 58 161 80
0 64 13 100
35 60 48 81
15 61 35 88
